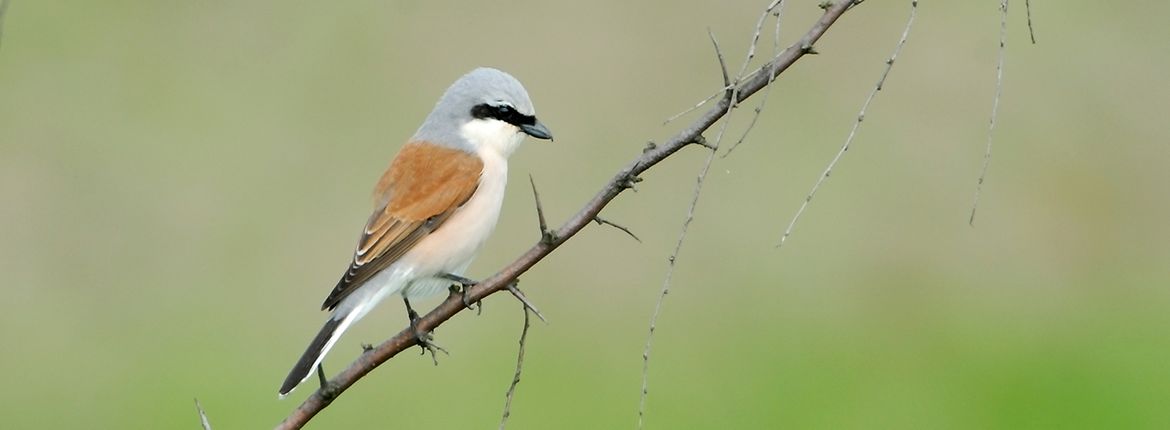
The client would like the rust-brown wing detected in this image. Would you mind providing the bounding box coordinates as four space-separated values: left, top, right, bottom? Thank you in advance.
321 142 483 310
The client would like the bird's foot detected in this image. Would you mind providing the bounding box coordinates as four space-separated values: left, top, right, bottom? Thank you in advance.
443 273 482 313
403 297 448 364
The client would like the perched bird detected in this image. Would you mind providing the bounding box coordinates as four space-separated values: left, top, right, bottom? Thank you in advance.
279 67 552 397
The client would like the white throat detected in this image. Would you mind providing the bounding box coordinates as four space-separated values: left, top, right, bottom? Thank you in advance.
460 119 526 158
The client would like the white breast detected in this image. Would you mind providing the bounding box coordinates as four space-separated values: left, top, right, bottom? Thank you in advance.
351 122 523 304
397 150 508 282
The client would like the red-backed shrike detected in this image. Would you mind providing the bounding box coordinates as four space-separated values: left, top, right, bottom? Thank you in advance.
279 67 552 397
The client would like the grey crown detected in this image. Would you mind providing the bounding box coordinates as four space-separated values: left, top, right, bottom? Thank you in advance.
412 67 537 147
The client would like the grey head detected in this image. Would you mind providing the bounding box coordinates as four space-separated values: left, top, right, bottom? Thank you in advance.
412 67 552 155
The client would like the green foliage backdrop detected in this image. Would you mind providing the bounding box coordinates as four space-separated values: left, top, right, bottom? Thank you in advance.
1 1 1168 428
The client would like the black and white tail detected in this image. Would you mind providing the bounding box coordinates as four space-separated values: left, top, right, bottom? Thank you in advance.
278 312 357 397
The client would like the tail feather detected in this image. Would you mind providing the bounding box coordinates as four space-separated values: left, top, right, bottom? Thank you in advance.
280 274 409 397
279 314 352 397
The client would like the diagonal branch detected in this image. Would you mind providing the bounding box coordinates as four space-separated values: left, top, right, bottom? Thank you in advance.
275 2 859 428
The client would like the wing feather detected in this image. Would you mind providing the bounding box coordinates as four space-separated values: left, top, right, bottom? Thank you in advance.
321 142 482 310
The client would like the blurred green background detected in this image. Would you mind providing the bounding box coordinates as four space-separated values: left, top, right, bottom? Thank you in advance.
3 1 1169 428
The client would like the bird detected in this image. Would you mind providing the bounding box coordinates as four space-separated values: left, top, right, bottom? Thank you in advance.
279 67 552 397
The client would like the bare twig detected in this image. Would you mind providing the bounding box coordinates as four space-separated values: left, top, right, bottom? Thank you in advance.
970 0 1008 226
736 0 784 80
1025 0 1036 44
498 306 532 430
778 0 916 248
663 0 783 128
592 215 642 242
195 398 213 430
640 1 792 424
725 0 788 157
665 4 782 128
637 147 719 430
640 112 733 429
709 29 731 89
662 84 733 125
276 2 857 428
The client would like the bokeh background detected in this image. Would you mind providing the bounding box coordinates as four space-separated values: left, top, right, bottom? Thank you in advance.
2 1 1169 428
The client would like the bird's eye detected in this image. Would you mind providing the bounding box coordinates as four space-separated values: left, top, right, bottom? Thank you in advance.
470 103 514 120
470 103 536 127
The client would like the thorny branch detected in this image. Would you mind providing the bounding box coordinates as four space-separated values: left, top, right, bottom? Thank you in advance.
276 2 859 428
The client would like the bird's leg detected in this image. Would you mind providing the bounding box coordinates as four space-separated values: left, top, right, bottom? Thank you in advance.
442 273 481 313
402 296 447 364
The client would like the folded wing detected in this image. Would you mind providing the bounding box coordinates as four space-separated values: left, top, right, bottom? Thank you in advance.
320 142 483 310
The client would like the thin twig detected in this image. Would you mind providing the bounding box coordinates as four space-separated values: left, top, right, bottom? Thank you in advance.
773 2 786 49
636 149 718 430
724 0 788 157
778 0 916 248
970 0 1009 226
1025 0 1036 44
662 85 733 125
498 306 532 430
709 28 731 89
640 3 784 423
664 4 789 128
736 0 784 81
592 215 642 242
276 2 857 427
195 398 213 430
663 28 775 127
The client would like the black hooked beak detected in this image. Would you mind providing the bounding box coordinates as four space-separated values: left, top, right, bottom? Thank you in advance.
520 120 553 141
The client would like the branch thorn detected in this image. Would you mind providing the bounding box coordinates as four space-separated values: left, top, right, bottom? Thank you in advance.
707 28 732 90
528 174 556 244
506 281 547 324
593 215 642 243
692 135 715 150
620 172 643 191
